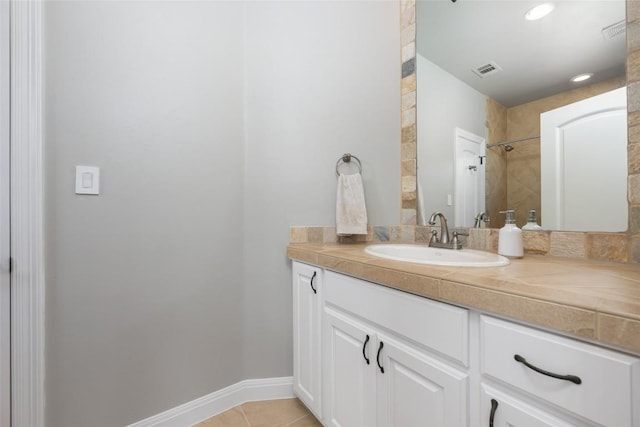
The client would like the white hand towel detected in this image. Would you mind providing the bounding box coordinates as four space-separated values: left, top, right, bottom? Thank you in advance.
336 173 368 235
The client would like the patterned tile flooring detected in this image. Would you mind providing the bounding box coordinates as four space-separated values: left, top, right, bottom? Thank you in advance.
194 398 321 427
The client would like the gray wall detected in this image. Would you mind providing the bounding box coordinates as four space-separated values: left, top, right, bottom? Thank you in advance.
242 0 400 379
44 1 400 426
416 54 486 224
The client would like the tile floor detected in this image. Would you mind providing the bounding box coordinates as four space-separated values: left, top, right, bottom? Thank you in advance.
194 398 322 427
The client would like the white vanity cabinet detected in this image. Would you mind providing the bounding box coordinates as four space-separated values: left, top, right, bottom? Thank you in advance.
292 262 323 418
320 268 469 427
291 261 640 427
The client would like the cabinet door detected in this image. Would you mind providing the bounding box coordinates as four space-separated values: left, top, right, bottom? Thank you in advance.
292 262 322 418
376 334 469 427
323 308 376 427
480 384 590 427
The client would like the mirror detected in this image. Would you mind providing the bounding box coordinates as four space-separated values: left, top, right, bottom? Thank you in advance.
415 0 627 230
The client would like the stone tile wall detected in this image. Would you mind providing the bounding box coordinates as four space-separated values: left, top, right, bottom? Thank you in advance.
290 225 627 263
400 0 417 225
629 0 640 261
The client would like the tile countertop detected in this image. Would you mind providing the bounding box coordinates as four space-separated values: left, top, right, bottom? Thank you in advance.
287 243 640 356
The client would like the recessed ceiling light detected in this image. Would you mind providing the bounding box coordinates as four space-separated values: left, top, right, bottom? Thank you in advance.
571 73 593 83
525 3 555 21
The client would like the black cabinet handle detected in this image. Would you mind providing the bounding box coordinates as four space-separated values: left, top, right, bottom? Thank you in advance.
376 341 384 373
489 399 498 427
514 354 582 385
310 271 317 294
362 335 370 365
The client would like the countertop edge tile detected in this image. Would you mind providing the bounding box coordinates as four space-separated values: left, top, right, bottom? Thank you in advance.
288 243 640 355
597 313 640 353
439 279 596 340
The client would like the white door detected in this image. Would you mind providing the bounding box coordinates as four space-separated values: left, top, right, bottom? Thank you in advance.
292 263 322 418
0 0 10 424
376 334 468 427
323 309 376 427
454 128 486 227
541 87 627 231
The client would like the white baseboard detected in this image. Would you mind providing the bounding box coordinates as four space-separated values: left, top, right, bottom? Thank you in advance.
127 376 294 427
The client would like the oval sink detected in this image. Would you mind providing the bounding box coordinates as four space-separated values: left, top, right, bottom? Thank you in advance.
365 244 510 267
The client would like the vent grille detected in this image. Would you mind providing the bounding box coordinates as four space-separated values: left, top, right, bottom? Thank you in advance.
472 61 503 78
602 20 626 40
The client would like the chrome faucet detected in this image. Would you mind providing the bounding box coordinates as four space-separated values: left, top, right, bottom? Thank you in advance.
474 212 490 228
428 212 451 244
427 211 467 250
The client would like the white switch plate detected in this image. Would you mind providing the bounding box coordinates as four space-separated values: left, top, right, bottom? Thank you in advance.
447 194 453 206
75 166 100 195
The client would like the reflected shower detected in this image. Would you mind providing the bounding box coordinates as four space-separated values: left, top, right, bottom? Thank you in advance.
487 135 539 152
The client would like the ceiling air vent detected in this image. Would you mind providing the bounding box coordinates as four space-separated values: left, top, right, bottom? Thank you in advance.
472 61 503 78
602 20 626 40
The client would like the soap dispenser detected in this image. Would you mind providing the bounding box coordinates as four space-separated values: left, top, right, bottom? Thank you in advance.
522 210 543 231
498 210 523 258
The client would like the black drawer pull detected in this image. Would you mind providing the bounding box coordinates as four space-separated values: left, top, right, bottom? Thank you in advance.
310 271 317 294
376 341 384 373
489 399 498 427
514 354 582 385
362 335 370 364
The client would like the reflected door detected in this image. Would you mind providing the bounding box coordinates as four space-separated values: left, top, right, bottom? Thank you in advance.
541 87 627 232
454 128 486 227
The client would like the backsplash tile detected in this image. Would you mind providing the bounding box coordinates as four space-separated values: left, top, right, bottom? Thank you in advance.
374 226 390 242
415 226 432 244
389 225 403 242
586 233 629 263
523 230 550 254
630 236 640 263
307 227 324 243
289 225 640 265
323 227 338 243
289 227 308 244
549 232 586 258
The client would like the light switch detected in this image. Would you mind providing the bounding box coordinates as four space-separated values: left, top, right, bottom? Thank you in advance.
82 172 93 188
447 194 453 206
75 166 100 195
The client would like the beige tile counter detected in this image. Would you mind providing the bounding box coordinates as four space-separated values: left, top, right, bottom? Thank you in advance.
287 243 640 356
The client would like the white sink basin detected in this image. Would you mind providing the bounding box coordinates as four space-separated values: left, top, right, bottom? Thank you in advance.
365 244 510 267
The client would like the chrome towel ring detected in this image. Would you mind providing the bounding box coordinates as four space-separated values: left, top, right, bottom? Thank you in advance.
335 153 362 176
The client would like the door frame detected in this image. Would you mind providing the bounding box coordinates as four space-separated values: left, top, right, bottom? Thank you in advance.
0 0 10 424
453 128 486 228
10 0 45 426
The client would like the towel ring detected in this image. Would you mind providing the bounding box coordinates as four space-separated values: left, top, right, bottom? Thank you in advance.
335 153 362 177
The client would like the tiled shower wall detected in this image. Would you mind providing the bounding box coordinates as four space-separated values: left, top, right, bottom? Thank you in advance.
486 77 625 228
291 0 640 265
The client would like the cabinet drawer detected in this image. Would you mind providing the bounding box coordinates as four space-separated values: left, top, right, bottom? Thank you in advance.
481 315 640 426
324 271 469 366
480 383 582 427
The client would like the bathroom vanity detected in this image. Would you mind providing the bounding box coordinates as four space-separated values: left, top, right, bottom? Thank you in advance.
289 243 640 426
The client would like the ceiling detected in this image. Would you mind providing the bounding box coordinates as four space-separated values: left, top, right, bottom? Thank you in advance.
416 0 627 107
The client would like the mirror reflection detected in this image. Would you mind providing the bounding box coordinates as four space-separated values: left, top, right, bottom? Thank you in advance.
416 0 627 231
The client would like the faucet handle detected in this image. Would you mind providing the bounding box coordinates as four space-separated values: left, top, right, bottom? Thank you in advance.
428 230 439 246
451 231 468 249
